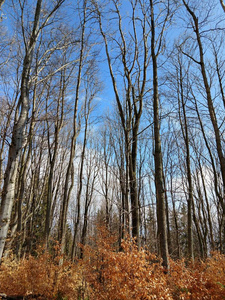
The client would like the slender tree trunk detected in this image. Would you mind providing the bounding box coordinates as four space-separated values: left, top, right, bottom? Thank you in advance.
0 0 5 10
198 163 215 250
150 0 169 270
192 90 224 218
194 170 208 257
170 173 181 259
163 172 171 254
129 138 140 246
177 57 194 260
0 0 42 261
191 133 215 252
58 2 86 254
125 148 130 234
96 0 147 247
16 80 37 258
220 0 225 13
0 100 17 191
183 0 225 223
45 72 64 248
71 109 88 261
79 165 97 259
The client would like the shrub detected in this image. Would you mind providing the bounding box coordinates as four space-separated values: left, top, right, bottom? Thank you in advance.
0 245 88 300
1 227 225 300
168 252 225 299
81 226 173 299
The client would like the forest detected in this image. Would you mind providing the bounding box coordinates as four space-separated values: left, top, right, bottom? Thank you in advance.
0 0 225 299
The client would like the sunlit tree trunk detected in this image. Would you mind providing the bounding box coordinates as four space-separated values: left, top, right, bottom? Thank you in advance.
177 55 194 260
0 0 5 10
170 171 181 259
192 90 222 246
150 0 169 270
71 81 95 260
0 99 17 193
95 0 148 247
220 0 225 13
182 0 225 252
0 0 43 261
44 71 65 248
58 1 86 254
79 148 98 259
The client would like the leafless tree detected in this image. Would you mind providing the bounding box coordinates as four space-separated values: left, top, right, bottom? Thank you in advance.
0 0 65 261
92 0 148 247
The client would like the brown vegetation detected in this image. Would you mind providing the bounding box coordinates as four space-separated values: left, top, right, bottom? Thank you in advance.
0 227 225 300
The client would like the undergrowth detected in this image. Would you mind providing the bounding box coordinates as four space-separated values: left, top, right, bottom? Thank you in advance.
0 227 225 299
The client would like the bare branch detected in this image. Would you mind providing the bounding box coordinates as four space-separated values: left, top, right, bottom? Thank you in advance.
220 0 225 13
181 50 201 65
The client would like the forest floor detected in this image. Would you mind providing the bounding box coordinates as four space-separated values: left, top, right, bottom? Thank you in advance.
0 228 225 300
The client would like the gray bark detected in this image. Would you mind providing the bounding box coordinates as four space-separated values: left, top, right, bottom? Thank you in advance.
182 0 225 210
182 0 225 250
58 1 86 254
0 0 65 261
71 96 89 261
45 71 65 248
150 0 169 270
177 57 194 260
96 0 147 247
0 0 5 10
0 0 42 261
79 151 98 259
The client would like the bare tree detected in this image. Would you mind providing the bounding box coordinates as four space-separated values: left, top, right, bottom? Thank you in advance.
79 137 99 259
0 0 65 261
148 0 171 269
44 69 66 248
93 0 148 247
71 69 100 260
182 0 225 252
176 54 194 260
58 0 88 254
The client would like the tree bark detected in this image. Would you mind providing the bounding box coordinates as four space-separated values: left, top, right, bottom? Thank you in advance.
79 155 98 259
220 0 225 13
45 71 65 248
182 0 225 216
71 94 89 261
58 1 86 254
0 0 43 261
177 56 194 260
150 0 169 270
182 0 225 252
0 0 5 10
96 0 147 247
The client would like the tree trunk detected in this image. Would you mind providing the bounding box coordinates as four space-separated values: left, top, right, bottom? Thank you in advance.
58 3 86 253
0 0 5 10
45 71 64 248
170 173 181 259
96 0 148 247
220 0 225 13
79 163 97 259
177 56 194 260
150 0 169 270
0 0 42 261
183 0 225 224
71 102 88 261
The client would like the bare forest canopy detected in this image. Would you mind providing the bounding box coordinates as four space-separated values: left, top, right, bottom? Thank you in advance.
0 0 225 279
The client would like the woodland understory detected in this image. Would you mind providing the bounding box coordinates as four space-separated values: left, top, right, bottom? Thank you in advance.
0 225 225 300
0 0 225 298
